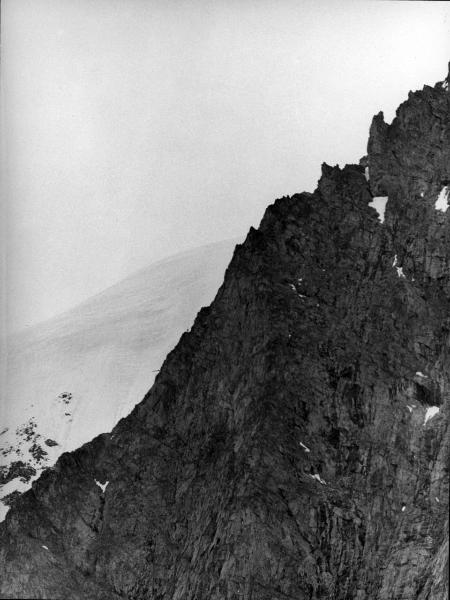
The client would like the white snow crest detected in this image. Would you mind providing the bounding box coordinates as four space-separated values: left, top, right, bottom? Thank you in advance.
369 196 388 223
435 186 449 213
424 406 440 425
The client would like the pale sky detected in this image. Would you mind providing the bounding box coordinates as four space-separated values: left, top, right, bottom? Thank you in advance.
2 0 449 333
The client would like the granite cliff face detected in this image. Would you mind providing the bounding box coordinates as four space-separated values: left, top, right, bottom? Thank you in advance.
0 72 449 599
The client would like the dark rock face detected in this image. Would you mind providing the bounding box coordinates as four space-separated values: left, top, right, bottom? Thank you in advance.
0 74 449 600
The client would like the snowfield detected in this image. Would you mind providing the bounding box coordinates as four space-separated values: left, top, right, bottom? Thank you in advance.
0 239 238 520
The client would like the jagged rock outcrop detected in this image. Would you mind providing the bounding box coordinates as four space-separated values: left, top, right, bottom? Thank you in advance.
0 71 448 599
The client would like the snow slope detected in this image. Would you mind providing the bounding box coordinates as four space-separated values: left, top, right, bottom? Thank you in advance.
0 238 238 518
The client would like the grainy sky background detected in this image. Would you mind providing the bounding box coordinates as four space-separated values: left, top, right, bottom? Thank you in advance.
2 0 450 333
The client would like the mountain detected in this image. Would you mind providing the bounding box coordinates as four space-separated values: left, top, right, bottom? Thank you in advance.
0 239 238 520
0 71 449 599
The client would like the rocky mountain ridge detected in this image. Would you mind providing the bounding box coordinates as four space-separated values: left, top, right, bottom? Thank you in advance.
0 70 448 599
0 239 237 521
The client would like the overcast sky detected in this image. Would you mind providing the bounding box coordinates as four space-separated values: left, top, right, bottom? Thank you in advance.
2 0 449 333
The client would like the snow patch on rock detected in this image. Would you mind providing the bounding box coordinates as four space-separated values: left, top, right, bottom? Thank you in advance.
424 406 440 425
435 186 449 212
95 479 109 493
310 473 327 485
369 196 388 222
299 442 310 453
392 255 406 278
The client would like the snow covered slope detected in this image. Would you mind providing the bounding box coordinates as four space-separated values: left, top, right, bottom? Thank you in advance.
0 238 238 519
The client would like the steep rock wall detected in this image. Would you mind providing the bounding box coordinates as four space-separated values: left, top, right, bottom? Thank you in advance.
0 73 448 600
